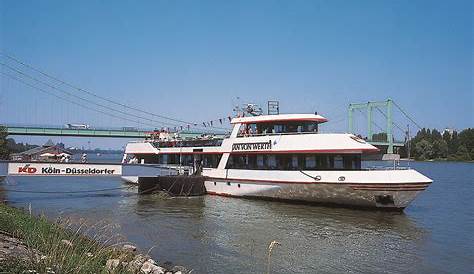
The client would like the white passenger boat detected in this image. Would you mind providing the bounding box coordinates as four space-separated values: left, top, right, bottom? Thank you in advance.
123 112 432 209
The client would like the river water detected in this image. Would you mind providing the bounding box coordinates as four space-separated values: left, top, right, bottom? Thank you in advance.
1 160 472 273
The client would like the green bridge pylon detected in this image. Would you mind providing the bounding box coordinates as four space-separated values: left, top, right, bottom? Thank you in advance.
348 99 394 154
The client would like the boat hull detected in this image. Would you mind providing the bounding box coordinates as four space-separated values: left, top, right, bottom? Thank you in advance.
205 180 429 209
121 176 139 184
203 169 432 209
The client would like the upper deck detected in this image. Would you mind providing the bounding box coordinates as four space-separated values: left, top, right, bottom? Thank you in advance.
124 113 379 155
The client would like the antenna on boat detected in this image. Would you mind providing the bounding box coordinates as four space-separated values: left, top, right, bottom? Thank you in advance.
267 101 280 115
407 124 411 168
232 97 244 117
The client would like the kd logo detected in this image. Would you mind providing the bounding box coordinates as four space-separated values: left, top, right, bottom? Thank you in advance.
18 165 37 174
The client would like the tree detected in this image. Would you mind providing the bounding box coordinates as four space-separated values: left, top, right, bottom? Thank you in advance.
431 129 442 140
448 131 460 155
432 139 448 159
455 145 472 161
409 128 472 161
414 139 433 160
0 126 9 160
372 132 387 142
442 131 451 143
458 128 474 159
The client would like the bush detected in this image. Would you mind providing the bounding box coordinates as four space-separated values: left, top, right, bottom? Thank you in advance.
0 204 134 273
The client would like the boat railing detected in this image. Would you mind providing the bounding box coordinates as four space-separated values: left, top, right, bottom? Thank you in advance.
237 131 321 138
365 166 411 171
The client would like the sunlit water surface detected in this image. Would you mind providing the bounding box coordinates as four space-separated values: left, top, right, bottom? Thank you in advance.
1 161 473 273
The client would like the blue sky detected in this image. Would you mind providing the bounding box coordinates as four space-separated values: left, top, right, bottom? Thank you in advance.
0 0 472 149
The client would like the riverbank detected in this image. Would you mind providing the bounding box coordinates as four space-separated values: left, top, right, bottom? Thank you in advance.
0 203 190 273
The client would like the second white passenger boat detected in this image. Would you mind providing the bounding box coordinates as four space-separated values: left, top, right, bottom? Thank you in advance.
123 112 432 210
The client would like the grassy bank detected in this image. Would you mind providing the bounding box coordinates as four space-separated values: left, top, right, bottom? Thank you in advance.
0 203 135 273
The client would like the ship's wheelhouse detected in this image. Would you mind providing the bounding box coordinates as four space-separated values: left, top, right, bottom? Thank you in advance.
232 114 328 137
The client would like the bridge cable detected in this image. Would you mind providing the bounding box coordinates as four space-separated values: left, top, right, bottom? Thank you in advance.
0 71 159 128
0 52 229 130
0 62 228 131
1 62 187 128
374 106 406 135
392 101 423 130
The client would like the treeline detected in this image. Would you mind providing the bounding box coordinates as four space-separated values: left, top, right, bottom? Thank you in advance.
0 126 8 160
408 128 473 161
6 139 39 154
0 126 39 160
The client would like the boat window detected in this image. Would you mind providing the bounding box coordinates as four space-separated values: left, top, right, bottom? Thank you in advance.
334 155 344 169
267 155 277 169
257 155 265 169
274 125 284 133
290 155 299 170
202 154 223 168
180 155 194 166
305 155 317 169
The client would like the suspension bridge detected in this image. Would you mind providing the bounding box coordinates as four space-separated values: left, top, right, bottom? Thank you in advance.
0 53 423 154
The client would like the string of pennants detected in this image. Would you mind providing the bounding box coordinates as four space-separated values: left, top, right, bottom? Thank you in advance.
201 116 233 127
156 116 234 132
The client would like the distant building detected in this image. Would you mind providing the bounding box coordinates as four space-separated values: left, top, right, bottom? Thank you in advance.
10 139 72 162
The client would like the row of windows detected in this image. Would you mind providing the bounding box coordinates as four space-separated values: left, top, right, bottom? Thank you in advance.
225 154 361 170
238 122 320 137
137 154 222 168
136 153 361 170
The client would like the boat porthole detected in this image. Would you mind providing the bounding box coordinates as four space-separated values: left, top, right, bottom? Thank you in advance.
238 184 241 188
214 182 216 186
227 182 231 186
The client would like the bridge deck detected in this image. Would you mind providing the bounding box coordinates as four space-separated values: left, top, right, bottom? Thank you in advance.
3 125 224 139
